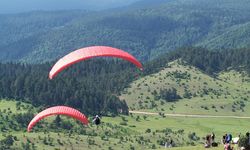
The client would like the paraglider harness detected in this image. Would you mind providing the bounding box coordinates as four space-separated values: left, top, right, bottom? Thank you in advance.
93 115 101 125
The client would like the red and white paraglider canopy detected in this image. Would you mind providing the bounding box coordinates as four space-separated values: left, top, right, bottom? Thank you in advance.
49 46 143 79
27 106 88 132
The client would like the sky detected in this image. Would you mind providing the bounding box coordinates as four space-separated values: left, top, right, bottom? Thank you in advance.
0 0 141 14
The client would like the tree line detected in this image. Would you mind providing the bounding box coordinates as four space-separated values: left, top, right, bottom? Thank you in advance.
0 59 139 115
144 47 250 76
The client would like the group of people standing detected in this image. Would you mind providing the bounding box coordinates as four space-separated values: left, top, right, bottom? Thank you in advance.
204 132 250 150
222 132 250 150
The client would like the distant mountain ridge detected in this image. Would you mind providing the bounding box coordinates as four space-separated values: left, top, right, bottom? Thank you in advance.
0 0 250 63
0 0 141 14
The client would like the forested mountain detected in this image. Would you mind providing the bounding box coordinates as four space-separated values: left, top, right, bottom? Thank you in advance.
0 47 250 116
0 0 250 63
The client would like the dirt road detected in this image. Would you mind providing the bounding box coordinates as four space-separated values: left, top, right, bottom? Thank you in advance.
129 111 250 119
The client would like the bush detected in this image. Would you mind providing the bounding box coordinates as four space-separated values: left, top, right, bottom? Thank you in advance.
119 121 127 126
238 135 250 149
183 90 192 99
0 135 14 148
145 128 151 133
188 132 200 141
151 144 156 149
158 88 181 102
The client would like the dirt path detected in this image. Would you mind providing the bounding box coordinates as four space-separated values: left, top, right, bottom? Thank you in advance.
129 111 250 119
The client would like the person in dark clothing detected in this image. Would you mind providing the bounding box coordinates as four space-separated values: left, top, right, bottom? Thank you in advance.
211 133 218 147
93 115 101 125
246 132 250 146
211 132 215 142
222 134 227 144
205 134 211 148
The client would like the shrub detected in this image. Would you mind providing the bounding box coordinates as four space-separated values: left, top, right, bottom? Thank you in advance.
238 135 250 149
119 121 127 126
145 128 151 133
188 132 200 141
158 88 181 102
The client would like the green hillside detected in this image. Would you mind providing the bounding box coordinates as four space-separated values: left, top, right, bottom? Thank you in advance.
0 99 248 150
121 60 250 116
0 47 250 149
1 0 250 63
0 59 250 149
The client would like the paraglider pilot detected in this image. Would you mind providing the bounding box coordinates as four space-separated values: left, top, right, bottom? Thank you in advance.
93 115 101 125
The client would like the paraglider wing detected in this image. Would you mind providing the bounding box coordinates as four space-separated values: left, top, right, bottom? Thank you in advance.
49 46 143 79
27 106 88 132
